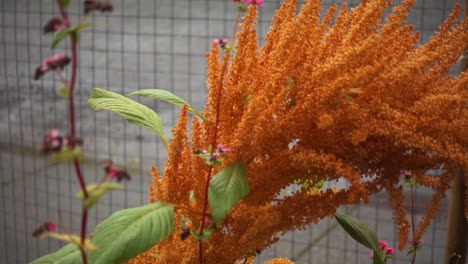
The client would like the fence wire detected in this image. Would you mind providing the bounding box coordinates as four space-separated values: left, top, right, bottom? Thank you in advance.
0 0 463 263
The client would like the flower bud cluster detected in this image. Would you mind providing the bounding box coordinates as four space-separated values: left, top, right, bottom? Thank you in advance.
102 160 131 182
34 53 71 80
195 144 232 165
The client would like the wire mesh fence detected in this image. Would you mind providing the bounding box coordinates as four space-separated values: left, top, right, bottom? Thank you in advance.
0 0 464 263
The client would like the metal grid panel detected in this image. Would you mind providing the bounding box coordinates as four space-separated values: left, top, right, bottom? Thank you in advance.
0 0 463 263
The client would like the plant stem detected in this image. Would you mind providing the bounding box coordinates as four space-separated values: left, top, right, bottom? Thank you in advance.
56 1 89 263
410 185 416 264
197 8 242 262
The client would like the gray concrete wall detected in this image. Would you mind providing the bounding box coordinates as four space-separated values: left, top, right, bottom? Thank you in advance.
0 0 464 263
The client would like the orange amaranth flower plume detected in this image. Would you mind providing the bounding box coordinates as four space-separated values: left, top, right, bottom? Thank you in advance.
130 0 468 262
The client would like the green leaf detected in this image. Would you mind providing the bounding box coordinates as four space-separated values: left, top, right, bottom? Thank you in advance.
45 233 97 251
58 0 71 8
48 147 84 163
208 162 250 227
190 229 213 241
57 85 71 99
87 202 174 264
76 183 124 209
88 88 168 149
128 89 207 121
335 211 384 264
314 179 325 189
74 23 94 33
51 29 70 49
32 244 81 264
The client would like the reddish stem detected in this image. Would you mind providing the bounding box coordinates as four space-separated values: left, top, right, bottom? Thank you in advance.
56 1 89 263
198 44 231 264
410 185 416 264
197 8 242 263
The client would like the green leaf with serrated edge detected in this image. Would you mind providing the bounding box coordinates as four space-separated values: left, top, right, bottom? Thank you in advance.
335 211 384 264
31 244 81 264
51 29 70 49
76 183 123 209
208 162 249 227
128 89 207 121
48 148 84 163
88 88 168 149
87 202 174 264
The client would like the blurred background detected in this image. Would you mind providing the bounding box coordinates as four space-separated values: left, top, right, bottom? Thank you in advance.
0 0 464 263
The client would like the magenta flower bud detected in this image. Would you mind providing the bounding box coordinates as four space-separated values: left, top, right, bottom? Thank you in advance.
34 54 71 80
386 247 395 256
84 1 113 14
243 0 264 7
213 38 229 48
102 160 131 182
378 240 388 248
40 129 64 154
217 144 232 154
32 221 56 237
43 17 64 33
400 170 413 180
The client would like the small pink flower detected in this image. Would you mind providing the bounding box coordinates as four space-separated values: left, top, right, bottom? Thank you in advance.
217 144 232 154
32 221 57 237
102 160 131 182
400 170 413 180
61 18 70 27
386 247 396 256
369 252 374 259
243 0 264 7
34 53 71 80
47 222 57 232
378 240 388 248
213 38 229 47
409 238 423 246
43 17 65 33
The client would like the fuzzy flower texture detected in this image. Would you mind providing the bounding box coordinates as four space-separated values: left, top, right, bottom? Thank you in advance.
131 0 468 263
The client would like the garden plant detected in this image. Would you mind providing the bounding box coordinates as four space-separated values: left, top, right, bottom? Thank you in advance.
31 0 467 263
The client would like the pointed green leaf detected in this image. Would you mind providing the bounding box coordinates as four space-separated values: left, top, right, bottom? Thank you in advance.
208 162 250 227
335 211 384 264
48 147 84 163
190 229 213 241
32 244 81 264
76 183 124 209
56 85 71 99
45 233 97 251
51 29 70 49
88 88 168 148
128 89 207 121
87 202 174 264
58 0 70 8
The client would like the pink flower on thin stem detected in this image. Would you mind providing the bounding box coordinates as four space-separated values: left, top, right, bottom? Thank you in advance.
369 252 374 259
